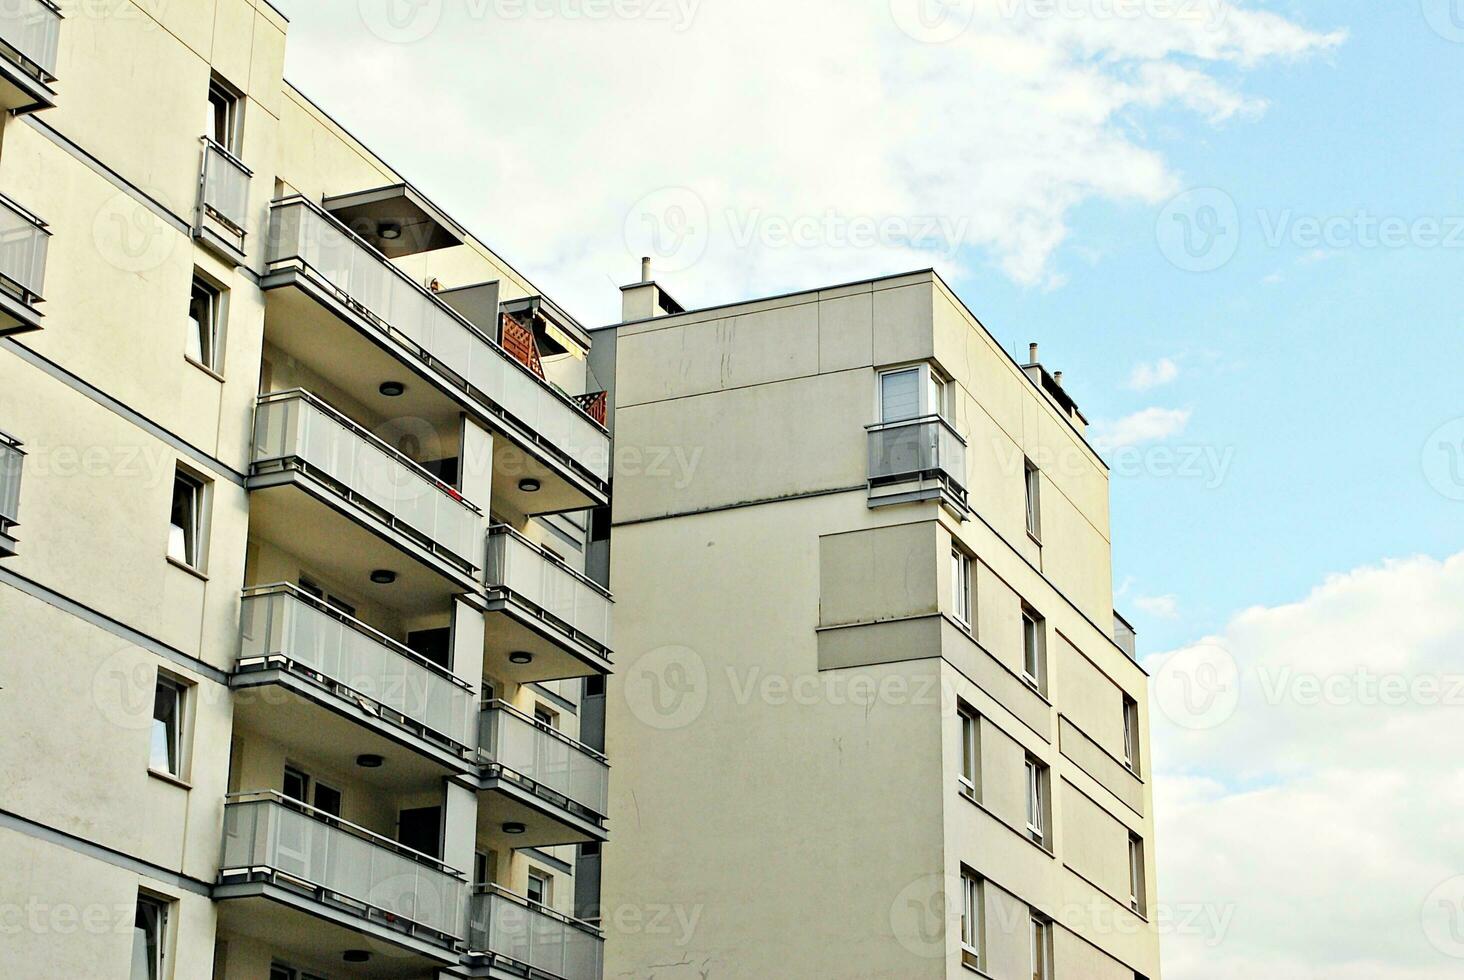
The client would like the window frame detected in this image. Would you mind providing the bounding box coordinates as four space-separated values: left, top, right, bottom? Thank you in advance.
131 893 170 980
527 869 552 907
1025 755 1048 846
186 273 224 375
167 469 208 571
958 704 980 799
877 363 950 424
207 76 243 154
1030 915 1053 980
1021 607 1045 693
1122 694 1140 773
1128 834 1145 914
149 672 189 780
1024 458 1042 542
960 871 983 970
950 546 972 627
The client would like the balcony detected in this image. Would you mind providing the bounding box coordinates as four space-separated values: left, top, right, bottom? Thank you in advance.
866 415 969 514
477 701 608 847
483 525 612 683
0 193 49 336
0 0 60 113
248 389 485 605
261 196 610 515
466 886 604 980
233 585 477 776
0 430 22 557
193 137 251 264
216 792 467 968
1114 611 1137 661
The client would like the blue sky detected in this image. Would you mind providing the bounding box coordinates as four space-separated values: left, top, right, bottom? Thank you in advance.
280 3 1464 975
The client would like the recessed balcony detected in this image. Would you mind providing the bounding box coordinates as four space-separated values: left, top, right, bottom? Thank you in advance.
478 701 608 847
234 584 478 777
465 886 604 980
247 389 486 604
216 792 468 969
0 430 22 557
0 193 49 336
0 0 60 113
483 525 612 684
866 415 969 514
193 137 251 264
261 196 610 515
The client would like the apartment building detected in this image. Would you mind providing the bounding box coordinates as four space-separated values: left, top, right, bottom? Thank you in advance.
0 3 612 979
594 269 1161 979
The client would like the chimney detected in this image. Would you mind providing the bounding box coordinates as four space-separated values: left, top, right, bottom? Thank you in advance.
620 257 685 322
640 256 652 283
1053 371 1063 387
1028 343 1039 365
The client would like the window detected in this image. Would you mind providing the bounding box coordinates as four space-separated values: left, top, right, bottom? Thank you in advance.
167 470 206 570
282 765 310 803
475 849 498 887
878 363 951 423
1128 835 1145 914
313 782 342 819
527 870 552 907
960 872 982 970
130 894 168 980
584 674 606 698
207 77 241 152
1026 756 1048 845
950 548 972 627
534 704 559 730
282 765 340 816
150 674 186 778
958 706 980 798
299 577 356 617
1024 459 1042 541
1030 916 1052 980
186 276 222 372
1122 695 1140 772
1022 608 1045 692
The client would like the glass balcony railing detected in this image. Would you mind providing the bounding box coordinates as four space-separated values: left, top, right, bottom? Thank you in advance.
0 193 48 312
867 415 968 503
467 886 604 980
485 525 612 656
220 792 467 944
0 430 22 536
1114 611 1137 661
479 701 609 819
197 138 251 254
0 0 61 86
251 389 485 574
265 197 610 484
239 585 476 753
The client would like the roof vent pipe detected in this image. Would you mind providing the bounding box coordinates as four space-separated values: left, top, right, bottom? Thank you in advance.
1028 343 1039 364
641 256 652 283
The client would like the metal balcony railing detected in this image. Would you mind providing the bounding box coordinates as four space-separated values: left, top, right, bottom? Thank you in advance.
0 193 49 311
479 700 609 819
0 430 22 533
485 524 612 656
467 885 604 980
197 137 251 254
265 197 610 484
219 792 467 943
0 0 61 85
239 584 477 753
250 389 485 574
867 415 968 501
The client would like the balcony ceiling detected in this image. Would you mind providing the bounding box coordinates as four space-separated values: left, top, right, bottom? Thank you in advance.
323 183 467 259
216 893 451 975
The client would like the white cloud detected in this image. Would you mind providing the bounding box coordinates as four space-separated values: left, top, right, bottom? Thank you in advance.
1149 553 1464 979
1134 593 1180 618
276 0 1343 323
1091 407 1191 450
1128 357 1181 390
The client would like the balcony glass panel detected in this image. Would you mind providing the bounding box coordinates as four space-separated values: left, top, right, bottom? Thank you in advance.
0 433 22 528
867 416 967 490
480 702 609 817
239 586 475 750
251 390 485 572
0 0 61 82
485 525 612 653
220 794 466 941
468 888 603 980
266 198 609 482
0 194 48 303
201 139 251 238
